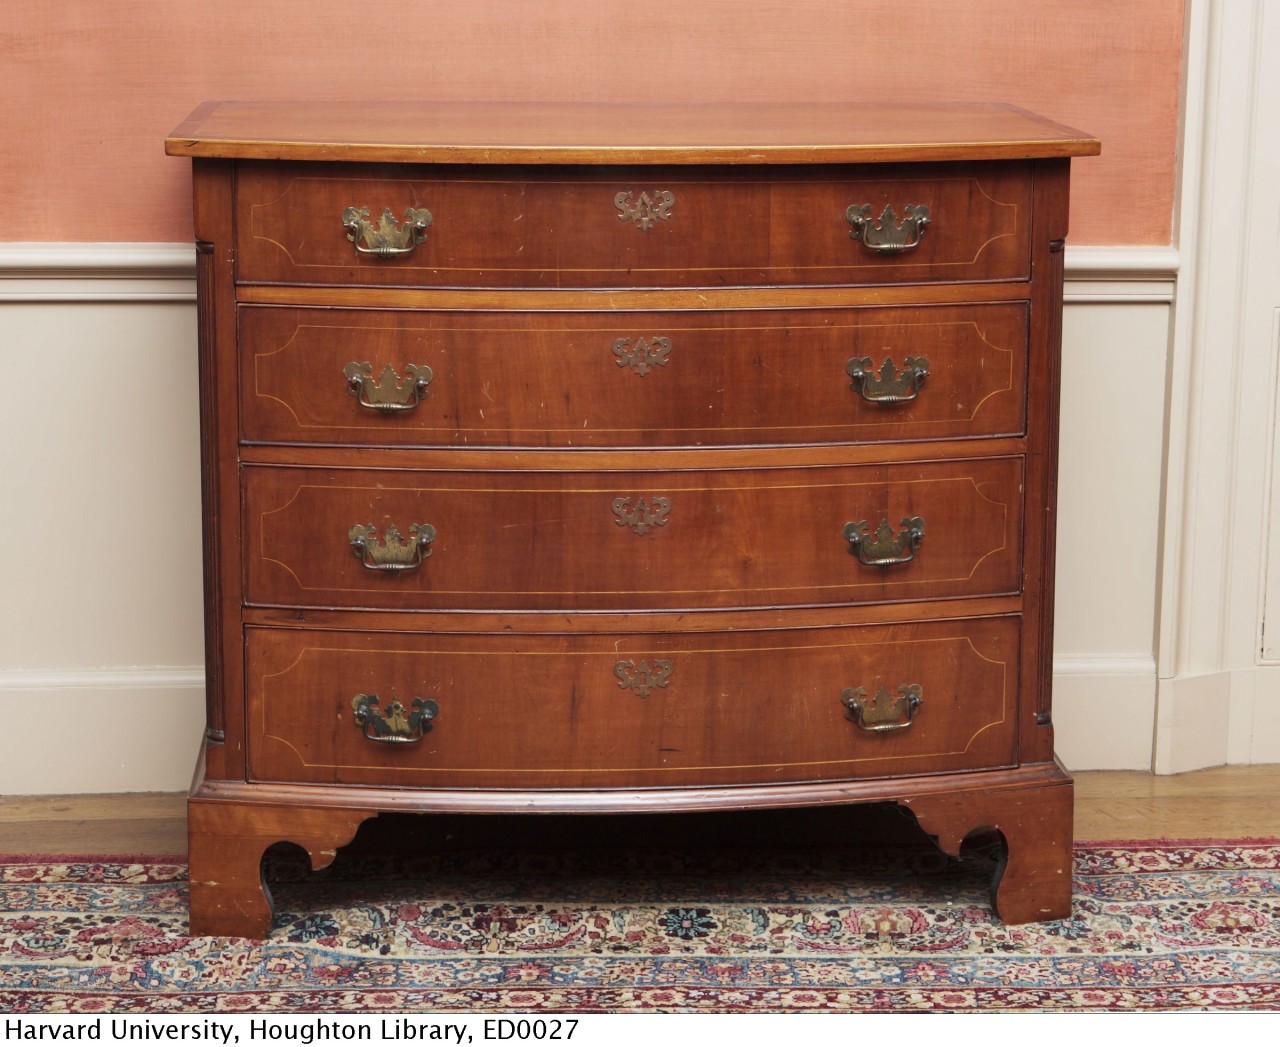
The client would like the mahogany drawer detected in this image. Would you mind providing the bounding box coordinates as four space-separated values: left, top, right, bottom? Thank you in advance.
234 161 1032 289
243 458 1023 612
246 616 1020 789
241 302 1028 448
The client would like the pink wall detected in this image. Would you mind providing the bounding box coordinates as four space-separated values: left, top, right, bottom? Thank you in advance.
2 0 1181 245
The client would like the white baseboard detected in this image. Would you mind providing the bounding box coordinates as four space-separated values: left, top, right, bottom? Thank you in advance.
1053 654 1158 771
0 668 205 795
1155 666 1280 773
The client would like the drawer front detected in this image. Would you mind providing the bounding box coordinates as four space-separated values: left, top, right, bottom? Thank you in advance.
246 617 1020 789
235 162 1032 289
243 459 1022 611
241 303 1028 448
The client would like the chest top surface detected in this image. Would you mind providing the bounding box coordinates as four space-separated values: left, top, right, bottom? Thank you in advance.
166 100 1100 165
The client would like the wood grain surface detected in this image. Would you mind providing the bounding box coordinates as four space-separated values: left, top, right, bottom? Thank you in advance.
242 458 1023 611
234 160 1032 288
244 617 1020 788
170 101 1099 164
241 302 1028 448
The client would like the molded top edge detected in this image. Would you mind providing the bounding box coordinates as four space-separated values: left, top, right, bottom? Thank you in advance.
166 100 1101 164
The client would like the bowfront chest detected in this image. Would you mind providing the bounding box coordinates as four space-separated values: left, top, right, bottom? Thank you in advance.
167 101 1099 937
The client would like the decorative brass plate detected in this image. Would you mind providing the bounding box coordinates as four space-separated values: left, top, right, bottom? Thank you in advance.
841 684 923 732
612 336 672 376
352 693 439 743
615 190 675 231
342 206 433 258
348 522 436 572
344 361 434 412
612 496 671 536
844 517 926 566
614 659 674 698
845 203 931 252
846 356 929 403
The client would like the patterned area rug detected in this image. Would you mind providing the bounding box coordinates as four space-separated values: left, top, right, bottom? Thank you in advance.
1 836 1278 1012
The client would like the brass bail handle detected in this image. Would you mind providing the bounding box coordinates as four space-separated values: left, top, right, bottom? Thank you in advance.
842 684 923 732
352 693 439 743
344 361 434 413
846 203 931 253
349 522 436 573
846 356 930 404
342 206 433 258
844 517 925 567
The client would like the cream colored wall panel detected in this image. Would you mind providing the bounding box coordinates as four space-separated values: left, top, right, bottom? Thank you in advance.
1049 302 1168 772
1054 303 1168 659
1242 667 1280 764
0 301 204 669
1155 1 1280 770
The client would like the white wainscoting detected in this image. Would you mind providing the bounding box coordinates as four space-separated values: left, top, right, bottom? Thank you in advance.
0 244 1175 793
0 265 205 795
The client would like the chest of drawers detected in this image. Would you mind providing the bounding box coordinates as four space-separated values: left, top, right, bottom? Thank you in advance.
167 101 1098 938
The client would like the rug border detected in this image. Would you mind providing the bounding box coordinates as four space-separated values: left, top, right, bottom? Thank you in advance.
1072 837 1280 848
0 853 188 864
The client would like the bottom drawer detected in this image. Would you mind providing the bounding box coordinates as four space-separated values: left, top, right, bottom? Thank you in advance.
247 618 1020 789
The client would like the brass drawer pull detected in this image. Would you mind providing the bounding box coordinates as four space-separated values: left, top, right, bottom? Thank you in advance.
614 659 673 697
844 516 925 566
846 203 931 253
342 206 433 258
842 684 923 732
615 190 675 231
344 362 434 413
352 693 438 743
612 496 671 536
613 336 672 376
846 356 929 403
349 522 436 572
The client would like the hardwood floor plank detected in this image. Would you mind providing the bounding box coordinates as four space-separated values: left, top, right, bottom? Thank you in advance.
0 767 1277 858
1073 766 1280 841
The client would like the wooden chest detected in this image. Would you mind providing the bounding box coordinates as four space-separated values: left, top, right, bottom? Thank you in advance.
167 101 1098 937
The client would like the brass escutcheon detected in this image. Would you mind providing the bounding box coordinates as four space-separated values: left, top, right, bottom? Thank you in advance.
612 496 671 536
614 659 674 698
615 190 675 230
613 336 672 377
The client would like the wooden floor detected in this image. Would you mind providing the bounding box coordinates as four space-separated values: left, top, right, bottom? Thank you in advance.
0 766 1277 856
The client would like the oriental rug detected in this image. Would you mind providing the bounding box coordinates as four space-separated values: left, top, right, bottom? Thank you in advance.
1 836 1278 1012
